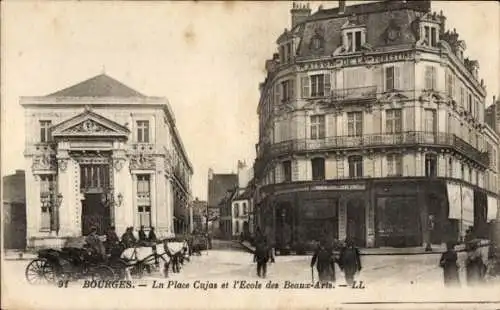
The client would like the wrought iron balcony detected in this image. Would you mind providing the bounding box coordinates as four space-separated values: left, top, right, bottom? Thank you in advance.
255 131 489 175
330 85 377 102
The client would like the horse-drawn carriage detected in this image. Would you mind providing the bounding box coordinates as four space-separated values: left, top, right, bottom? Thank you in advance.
25 237 127 285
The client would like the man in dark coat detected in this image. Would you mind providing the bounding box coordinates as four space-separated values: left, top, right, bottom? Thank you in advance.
121 227 137 248
339 239 362 286
439 242 460 287
148 227 157 242
104 226 120 254
138 225 147 243
311 239 336 283
254 240 270 278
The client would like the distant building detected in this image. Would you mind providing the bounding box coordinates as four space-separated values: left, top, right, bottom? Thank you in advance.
3 170 26 249
22 73 193 248
207 169 238 238
231 187 253 239
485 96 500 134
254 0 498 250
192 198 207 232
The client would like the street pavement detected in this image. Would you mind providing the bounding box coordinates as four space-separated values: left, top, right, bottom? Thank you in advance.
2 240 499 309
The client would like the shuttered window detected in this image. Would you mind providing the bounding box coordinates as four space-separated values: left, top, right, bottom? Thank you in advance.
347 112 363 136
386 109 402 133
310 115 325 140
385 66 400 91
387 154 403 176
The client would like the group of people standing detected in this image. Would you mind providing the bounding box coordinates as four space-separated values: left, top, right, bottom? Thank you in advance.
252 228 361 284
439 240 493 287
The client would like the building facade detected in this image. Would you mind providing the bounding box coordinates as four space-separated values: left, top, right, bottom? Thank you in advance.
207 169 238 238
254 1 499 250
3 170 27 249
22 74 193 248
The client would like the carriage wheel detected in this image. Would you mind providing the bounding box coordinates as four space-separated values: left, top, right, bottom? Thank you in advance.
91 265 115 281
25 258 58 285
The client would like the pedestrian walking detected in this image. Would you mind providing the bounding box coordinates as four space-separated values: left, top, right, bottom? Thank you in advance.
254 240 270 278
310 239 336 284
339 239 362 286
466 241 487 286
439 242 460 287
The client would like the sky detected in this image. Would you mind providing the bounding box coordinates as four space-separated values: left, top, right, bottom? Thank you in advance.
1 1 499 200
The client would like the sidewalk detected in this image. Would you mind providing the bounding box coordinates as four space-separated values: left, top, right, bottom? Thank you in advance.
238 241 466 256
3 250 37 261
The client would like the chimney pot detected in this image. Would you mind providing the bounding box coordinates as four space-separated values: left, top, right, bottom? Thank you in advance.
339 0 345 13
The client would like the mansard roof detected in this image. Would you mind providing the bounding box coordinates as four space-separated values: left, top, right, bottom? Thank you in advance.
47 74 145 98
294 1 431 58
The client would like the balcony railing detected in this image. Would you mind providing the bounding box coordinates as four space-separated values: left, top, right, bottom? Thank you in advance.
255 132 489 173
330 85 377 102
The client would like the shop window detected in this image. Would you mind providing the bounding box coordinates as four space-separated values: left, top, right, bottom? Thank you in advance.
348 156 363 178
311 158 325 181
425 154 437 177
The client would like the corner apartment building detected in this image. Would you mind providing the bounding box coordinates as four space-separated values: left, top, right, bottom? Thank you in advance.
254 1 499 250
22 74 193 248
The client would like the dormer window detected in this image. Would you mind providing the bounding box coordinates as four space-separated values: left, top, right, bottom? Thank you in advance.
344 29 364 53
420 22 439 48
279 42 294 64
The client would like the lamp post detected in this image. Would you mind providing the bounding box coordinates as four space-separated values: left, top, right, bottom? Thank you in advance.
41 185 63 235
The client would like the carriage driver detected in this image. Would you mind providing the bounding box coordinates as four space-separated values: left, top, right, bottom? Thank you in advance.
86 226 106 259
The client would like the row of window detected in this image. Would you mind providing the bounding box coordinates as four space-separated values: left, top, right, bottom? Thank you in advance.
445 69 482 118
39 120 151 143
279 154 478 182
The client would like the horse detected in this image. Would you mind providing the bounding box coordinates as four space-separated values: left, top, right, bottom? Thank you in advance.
120 241 172 278
165 240 190 273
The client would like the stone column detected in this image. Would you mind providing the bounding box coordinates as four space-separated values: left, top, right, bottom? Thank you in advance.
56 149 72 237
112 150 129 237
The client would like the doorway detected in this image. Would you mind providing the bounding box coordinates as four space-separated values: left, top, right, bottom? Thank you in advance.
346 198 366 247
82 193 110 235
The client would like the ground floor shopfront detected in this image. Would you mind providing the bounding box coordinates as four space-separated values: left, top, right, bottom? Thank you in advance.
256 178 499 250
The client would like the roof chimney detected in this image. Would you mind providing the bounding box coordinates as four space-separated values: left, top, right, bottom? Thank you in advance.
339 0 346 14
291 2 311 28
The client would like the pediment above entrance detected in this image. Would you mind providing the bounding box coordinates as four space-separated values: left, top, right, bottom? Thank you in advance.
51 110 129 139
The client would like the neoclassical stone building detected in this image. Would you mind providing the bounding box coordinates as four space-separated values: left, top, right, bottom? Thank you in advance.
254 1 499 251
22 74 193 248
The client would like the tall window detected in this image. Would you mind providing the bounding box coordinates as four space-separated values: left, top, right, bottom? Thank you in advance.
446 71 454 97
460 87 465 108
424 109 437 133
425 154 437 177
281 79 295 102
430 27 437 47
348 155 363 178
243 202 247 215
137 174 150 194
311 158 325 181
138 206 151 227
347 112 363 136
448 158 453 178
301 76 310 98
310 115 326 140
424 66 436 90
468 166 472 182
40 175 55 230
283 160 292 182
310 74 330 97
461 164 465 180
423 25 438 47
467 94 472 113
40 121 52 143
286 43 292 63
387 154 402 176
234 204 239 217
137 121 150 143
386 109 402 133
385 66 400 91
